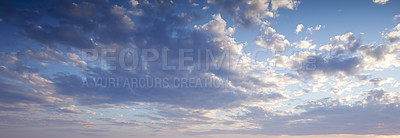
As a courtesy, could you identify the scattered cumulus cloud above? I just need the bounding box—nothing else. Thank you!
[384,23,400,43]
[208,0,299,27]
[393,14,400,21]
[130,0,139,7]
[293,40,316,49]
[307,25,324,34]
[0,0,400,137]
[373,0,390,5]
[296,24,304,34]
[254,25,291,53]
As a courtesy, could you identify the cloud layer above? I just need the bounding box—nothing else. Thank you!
[0,0,400,137]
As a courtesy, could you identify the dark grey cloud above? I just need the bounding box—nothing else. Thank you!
[20,23,96,48]
[51,72,285,109]
[35,1,283,110]
[299,55,361,77]
[1,0,135,48]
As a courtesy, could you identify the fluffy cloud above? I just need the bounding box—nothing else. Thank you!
[384,24,400,43]
[393,14,400,21]
[373,0,390,5]
[295,24,304,34]
[288,24,400,79]
[307,25,324,34]
[208,0,299,27]
[270,0,300,11]
[293,40,316,49]
[14,10,283,112]
[254,25,291,53]
[130,0,139,7]
[1,0,400,137]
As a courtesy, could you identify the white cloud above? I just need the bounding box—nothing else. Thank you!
[330,32,354,44]
[202,6,209,10]
[23,73,53,86]
[270,0,300,11]
[369,77,395,86]
[195,14,236,41]
[40,62,48,66]
[26,48,65,63]
[84,110,97,115]
[208,0,299,26]
[254,25,290,53]
[130,0,139,7]
[307,25,324,34]
[373,0,390,5]
[384,23,400,43]
[67,53,87,67]
[296,24,304,34]
[359,44,400,71]
[3,1,400,136]
[293,40,316,49]
[393,14,400,21]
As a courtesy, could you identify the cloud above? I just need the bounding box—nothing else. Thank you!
[26,48,66,63]
[99,118,137,126]
[190,88,400,136]
[0,64,69,113]
[208,0,299,27]
[254,25,290,53]
[5,0,136,48]
[369,77,395,86]
[44,12,286,111]
[358,44,400,70]
[291,32,365,78]
[194,14,235,41]
[373,0,390,5]
[1,0,400,137]
[299,55,362,77]
[384,23,400,43]
[296,24,304,34]
[20,22,97,49]
[130,0,139,7]
[393,14,400,21]
[67,53,87,67]
[307,25,324,34]
[270,0,300,11]
[290,24,400,79]
[293,40,316,49]
[202,6,210,11]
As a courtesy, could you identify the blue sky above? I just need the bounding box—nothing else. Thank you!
[1,0,400,138]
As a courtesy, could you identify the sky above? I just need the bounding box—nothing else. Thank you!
[0,0,400,137]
